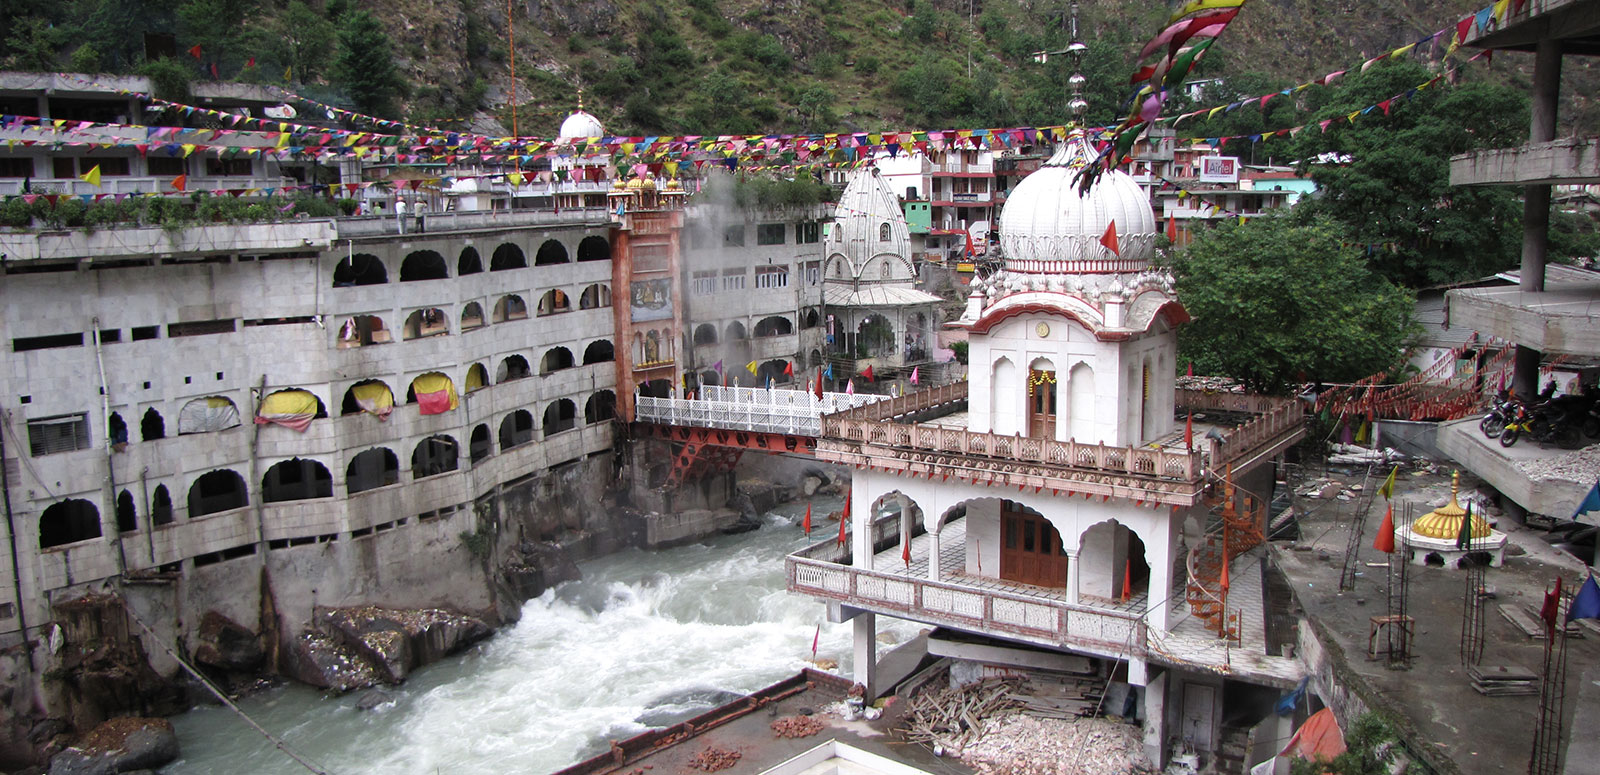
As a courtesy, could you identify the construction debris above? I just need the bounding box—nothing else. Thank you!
[769,715,825,739]
[1468,665,1539,697]
[1513,443,1600,484]
[686,746,741,772]
[903,677,1025,754]
[960,714,1150,775]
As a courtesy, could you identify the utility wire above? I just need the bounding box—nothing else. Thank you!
[120,600,334,775]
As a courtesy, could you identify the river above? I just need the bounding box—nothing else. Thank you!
[164,500,916,775]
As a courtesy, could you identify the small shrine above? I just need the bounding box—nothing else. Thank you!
[1400,472,1507,568]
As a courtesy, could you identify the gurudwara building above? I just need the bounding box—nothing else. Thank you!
[787,114,1308,767]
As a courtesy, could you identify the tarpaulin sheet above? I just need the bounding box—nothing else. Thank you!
[350,382,394,420]
[177,396,241,434]
[1280,707,1346,762]
[410,373,458,415]
[254,389,321,432]
[465,365,487,393]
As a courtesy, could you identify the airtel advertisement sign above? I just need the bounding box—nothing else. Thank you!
[1198,156,1239,184]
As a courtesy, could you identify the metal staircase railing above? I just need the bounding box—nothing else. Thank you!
[1184,465,1268,640]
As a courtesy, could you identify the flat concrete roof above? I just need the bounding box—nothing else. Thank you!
[1463,0,1600,55]
[1445,277,1600,356]
[1273,467,1600,775]
[1450,138,1600,186]
[1435,418,1600,521]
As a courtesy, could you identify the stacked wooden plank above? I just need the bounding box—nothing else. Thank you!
[1468,664,1539,697]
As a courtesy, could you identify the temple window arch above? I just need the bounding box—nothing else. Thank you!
[464,363,489,393]
[499,410,534,451]
[469,424,492,463]
[535,239,570,266]
[332,253,386,287]
[583,340,615,365]
[261,458,333,503]
[541,347,575,374]
[399,250,449,281]
[336,314,390,348]
[577,235,611,262]
[339,380,394,419]
[1068,362,1095,441]
[878,222,890,241]
[460,302,486,331]
[493,294,528,323]
[497,354,532,383]
[543,399,577,437]
[402,308,449,340]
[141,407,166,441]
[411,435,460,478]
[491,243,526,270]
[585,391,616,424]
[346,448,399,494]
[458,246,483,275]
[188,469,248,518]
[39,499,101,549]
[538,289,571,316]
[693,323,717,346]
[579,283,611,309]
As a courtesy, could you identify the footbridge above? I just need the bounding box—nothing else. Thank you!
[633,385,890,486]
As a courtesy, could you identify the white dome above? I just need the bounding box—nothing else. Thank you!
[998,131,1157,270]
[827,167,914,283]
[558,109,604,139]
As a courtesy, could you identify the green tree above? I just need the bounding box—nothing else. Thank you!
[4,17,64,70]
[278,0,336,82]
[1286,60,1528,287]
[793,85,836,132]
[1171,215,1416,394]
[333,11,403,117]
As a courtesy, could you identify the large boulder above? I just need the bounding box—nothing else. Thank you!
[193,611,263,673]
[48,718,177,775]
[317,607,493,684]
[280,631,379,692]
[504,541,583,601]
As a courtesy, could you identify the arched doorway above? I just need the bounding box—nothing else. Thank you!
[1000,500,1069,589]
[1027,358,1057,439]
[1078,520,1148,601]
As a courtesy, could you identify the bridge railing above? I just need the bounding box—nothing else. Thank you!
[635,387,888,436]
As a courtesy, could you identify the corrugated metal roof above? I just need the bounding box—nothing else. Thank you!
[823,285,944,307]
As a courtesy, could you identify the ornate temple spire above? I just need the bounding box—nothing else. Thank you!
[1067,1,1089,123]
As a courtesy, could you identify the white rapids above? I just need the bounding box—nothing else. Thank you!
[164,503,916,775]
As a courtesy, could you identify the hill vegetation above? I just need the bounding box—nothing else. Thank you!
[4,0,1594,138]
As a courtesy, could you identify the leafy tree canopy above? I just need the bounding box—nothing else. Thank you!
[1172,214,1417,395]
[1282,60,1529,287]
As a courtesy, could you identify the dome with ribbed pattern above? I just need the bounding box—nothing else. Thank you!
[998,130,1157,270]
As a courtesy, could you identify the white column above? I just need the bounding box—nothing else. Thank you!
[928,526,942,582]
[1066,550,1081,605]
[1142,670,1168,769]
[853,612,878,699]
[851,481,873,571]
[1146,524,1175,632]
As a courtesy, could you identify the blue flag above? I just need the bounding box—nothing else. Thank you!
[1573,479,1600,521]
[824,363,833,379]
[1569,574,1600,622]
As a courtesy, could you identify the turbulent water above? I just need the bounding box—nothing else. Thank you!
[165,501,912,775]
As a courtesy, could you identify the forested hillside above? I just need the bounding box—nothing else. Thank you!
[2,0,1593,137]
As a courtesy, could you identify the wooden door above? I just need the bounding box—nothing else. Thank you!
[1000,504,1070,588]
[1028,369,1057,439]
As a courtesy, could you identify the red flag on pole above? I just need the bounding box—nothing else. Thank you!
[246,57,256,68]
[1166,213,1178,243]
[188,44,203,59]
[1186,362,1193,378]
[813,369,823,400]
[861,365,875,382]
[784,361,793,377]
[838,488,851,546]
[1373,504,1396,553]
[811,624,820,658]
[1540,577,1563,636]
[964,230,976,258]
[803,503,812,536]
[1184,413,1194,452]
[1100,220,1121,256]
[902,534,911,566]
[1121,558,1133,601]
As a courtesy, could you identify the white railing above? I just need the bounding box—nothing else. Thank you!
[786,554,1146,656]
[635,386,888,436]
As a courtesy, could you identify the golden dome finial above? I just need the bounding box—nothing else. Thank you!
[1412,470,1490,540]
[577,87,585,112]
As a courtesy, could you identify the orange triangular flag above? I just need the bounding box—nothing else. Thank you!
[803,503,812,536]
[1166,213,1177,242]
[171,174,186,192]
[902,533,911,567]
[1121,557,1133,601]
[1100,220,1120,256]
[1373,504,1396,553]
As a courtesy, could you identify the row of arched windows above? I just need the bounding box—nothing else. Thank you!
[39,392,618,550]
[109,396,245,445]
[337,285,611,348]
[331,237,612,287]
[689,310,821,348]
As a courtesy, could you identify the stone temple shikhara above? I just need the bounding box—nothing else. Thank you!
[786,114,1309,765]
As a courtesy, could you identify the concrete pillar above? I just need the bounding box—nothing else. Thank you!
[1143,669,1168,768]
[1146,526,1174,632]
[1066,550,1081,605]
[853,612,877,698]
[1520,38,1561,295]
[1514,343,1543,404]
[928,525,942,582]
[852,484,873,571]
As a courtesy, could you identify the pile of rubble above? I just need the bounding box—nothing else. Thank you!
[687,746,741,771]
[959,714,1149,775]
[1513,442,1600,483]
[769,715,825,739]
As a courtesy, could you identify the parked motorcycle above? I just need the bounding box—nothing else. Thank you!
[1499,399,1584,449]
[1480,390,1517,439]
